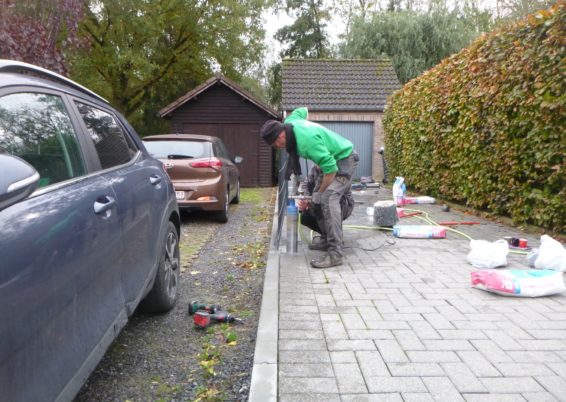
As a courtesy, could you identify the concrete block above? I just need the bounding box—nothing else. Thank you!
[333,363,368,393]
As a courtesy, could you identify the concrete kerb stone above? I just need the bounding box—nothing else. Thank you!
[248,194,281,402]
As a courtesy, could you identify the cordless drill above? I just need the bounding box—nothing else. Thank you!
[193,311,244,329]
[188,301,222,316]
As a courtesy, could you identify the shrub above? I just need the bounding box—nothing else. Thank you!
[384,3,565,232]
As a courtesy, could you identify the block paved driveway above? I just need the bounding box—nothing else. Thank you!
[278,188,566,402]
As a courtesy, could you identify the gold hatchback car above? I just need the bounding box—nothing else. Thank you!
[143,134,242,222]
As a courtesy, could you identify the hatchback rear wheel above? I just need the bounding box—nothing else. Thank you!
[140,221,180,313]
[231,179,240,204]
[215,188,230,223]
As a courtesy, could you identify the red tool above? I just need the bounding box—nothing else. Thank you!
[193,310,243,329]
[437,221,480,226]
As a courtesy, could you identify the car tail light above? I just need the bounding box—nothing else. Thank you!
[190,158,223,169]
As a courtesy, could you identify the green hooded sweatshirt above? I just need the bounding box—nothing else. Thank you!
[284,107,353,174]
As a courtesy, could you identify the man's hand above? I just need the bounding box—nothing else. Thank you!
[312,192,322,205]
[297,199,310,211]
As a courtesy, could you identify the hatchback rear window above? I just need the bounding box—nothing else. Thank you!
[143,140,210,159]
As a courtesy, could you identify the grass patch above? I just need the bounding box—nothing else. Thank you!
[239,188,269,205]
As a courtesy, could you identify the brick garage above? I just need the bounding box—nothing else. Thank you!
[282,59,400,181]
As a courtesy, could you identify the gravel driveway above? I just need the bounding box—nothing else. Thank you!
[75,188,275,402]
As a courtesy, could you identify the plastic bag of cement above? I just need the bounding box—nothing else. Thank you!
[392,177,406,206]
[535,235,566,272]
[471,269,565,297]
[467,239,508,269]
[393,225,446,239]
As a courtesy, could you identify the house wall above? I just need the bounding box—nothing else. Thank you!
[294,111,386,182]
[169,84,275,187]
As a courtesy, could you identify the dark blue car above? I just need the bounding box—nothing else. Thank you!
[0,60,181,402]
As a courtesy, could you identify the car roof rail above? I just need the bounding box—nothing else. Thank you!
[0,59,109,104]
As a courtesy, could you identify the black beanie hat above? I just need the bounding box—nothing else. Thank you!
[260,120,284,145]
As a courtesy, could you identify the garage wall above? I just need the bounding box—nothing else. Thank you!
[299,111,386,182]
[168,84,275,187]
[315,122,373,179]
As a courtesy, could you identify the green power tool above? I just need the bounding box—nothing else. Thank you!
[188,301,222,315]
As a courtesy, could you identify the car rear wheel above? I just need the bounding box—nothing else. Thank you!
[140,221,180,313]
[215,188,229,223]
[231,179,240,204]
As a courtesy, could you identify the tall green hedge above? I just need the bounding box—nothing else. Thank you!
[384,4,565,232]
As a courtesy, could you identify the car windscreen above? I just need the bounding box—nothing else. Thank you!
[143,140,210,159]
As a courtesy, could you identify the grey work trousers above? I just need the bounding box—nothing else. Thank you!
[315,151,359,257]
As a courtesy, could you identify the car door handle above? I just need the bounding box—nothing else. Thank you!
[149,175,162,185]
[94,196,116,214]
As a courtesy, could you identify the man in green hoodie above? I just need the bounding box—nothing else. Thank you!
[260,107,359,268]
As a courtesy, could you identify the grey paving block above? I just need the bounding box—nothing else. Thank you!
[401,393,435,402]
[280,394,341,402]
[279,377,339,394]
[410,321,442,340]
[439,329,488,340]
[525,330,566,340]
[316,294,337,307]
[479,377,544,393]
[463,394,526,402]
[494,363,555,376]
[406,351,461,363]
[518,340,566,351]
[323,321,349,339]
[333,363,368,393]
[281,304,319,313]
[387,363,444,377]
[422,339,474,351]
[356,351,389,377]
[521,392,560,402]
[331,351,357,363]
[341,313,367,330]
[279,329,324,339]
[279,339,327,350]
[535,376,566,400]
[422,376,465,401]
[365,376,427,393]
[393,330,425,351]
[483,330,524,351]
[280,350,331,364]
[441,362,487,393]
[366,321,411,330]
[280,363,335,377]
[341,393,403,402]
[357,306,383,321]
[375,339,409,363]
[280,320,322,330]
[321,313,341,321]
[280,312,320,321]
[470,340,514,363]
[507,351,563,363]
[348,330,394,340]
[328,340,377,351]
[457,351,502,377]
[548,362,566,378]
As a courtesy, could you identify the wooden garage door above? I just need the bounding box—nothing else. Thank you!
[182,124,259,187]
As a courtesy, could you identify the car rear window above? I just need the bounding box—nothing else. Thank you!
[143,140,210,159]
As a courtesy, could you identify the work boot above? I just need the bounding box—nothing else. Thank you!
[310,253,343,269]
[308,235,328,251]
